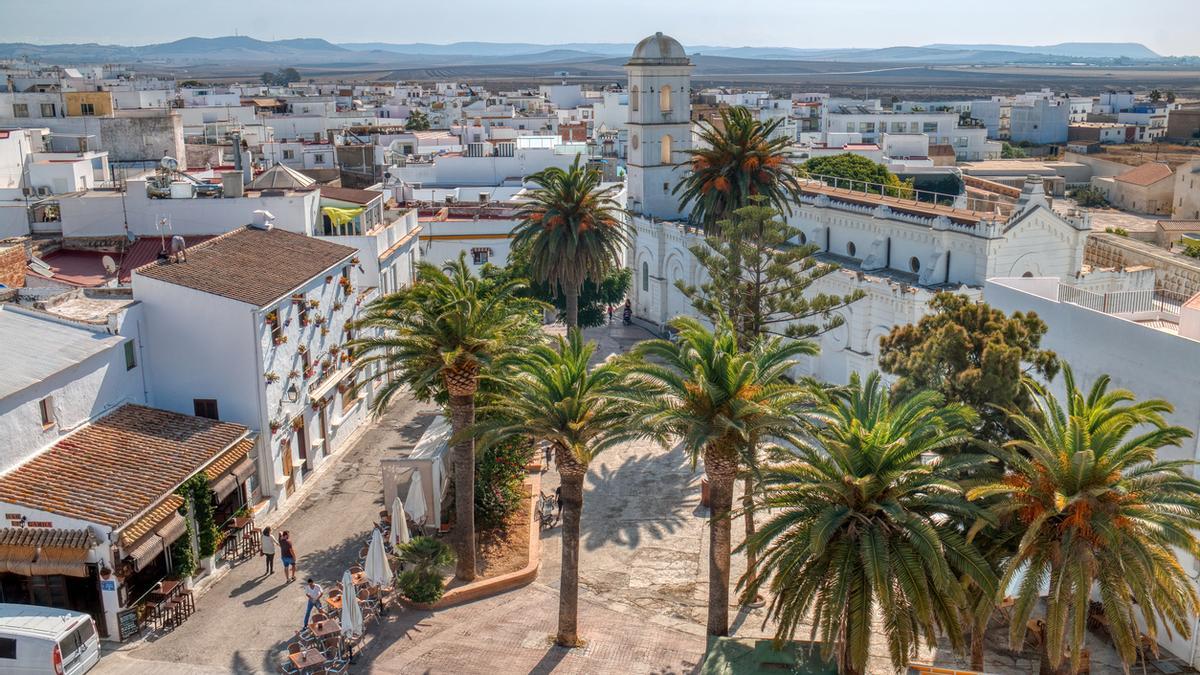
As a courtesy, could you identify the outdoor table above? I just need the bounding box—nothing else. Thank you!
[289,649,326,671]
[350,571,367,587]
[311,618,341,637]
[325,594,342,612]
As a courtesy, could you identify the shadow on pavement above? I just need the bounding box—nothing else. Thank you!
[581,443,698,551]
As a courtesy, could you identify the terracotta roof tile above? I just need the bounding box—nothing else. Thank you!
[133,226,355,307]
[1114,162,1173,187]
[118,495,183,548]
[204,439,253,482]
[0,405,251,529]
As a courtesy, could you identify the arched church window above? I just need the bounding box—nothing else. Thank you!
[660,135,672,165]
[630,86,639,112]
[660,85,672,113]
[642,262,650,291]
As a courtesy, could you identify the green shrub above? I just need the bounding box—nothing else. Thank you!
[1183,240,1200,259]
[475,434,533,530]
[1070,185,1108,208]
[397,570,445,603]
[397,536,455,602]
[1104,227,1128,237]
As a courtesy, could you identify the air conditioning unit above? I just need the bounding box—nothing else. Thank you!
[21,187,35,197]
[36,186,52,197]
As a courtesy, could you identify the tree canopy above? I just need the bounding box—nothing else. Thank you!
[800,153,912,197]
[259,68,299,86]
[405,109,431,131]
[878,293,1058,445]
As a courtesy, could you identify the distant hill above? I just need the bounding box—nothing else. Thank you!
[0,37,1176,68]
[924,42,1160,59]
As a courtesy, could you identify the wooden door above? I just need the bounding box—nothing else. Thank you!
[282,439,295,497]
[317,404,329,461]
[296,417,309,477]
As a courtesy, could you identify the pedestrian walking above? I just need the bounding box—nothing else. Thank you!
[607,304,614,324]
[280,531,297,582]
[260,526,278,576]
[302,578,323,627]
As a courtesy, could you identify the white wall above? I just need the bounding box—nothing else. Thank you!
[0,308,147,474]
[57,183,319,238]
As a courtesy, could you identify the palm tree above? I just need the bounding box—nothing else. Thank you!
[513,156,628,328]
[349,254,542,581]
[969,366,1200,675]
[741,372,995,675]
[674,106,802,229]
[626,316,814,636]
[478,329,640,646]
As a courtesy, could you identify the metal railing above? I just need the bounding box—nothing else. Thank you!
[799,173,1014,217]
[1058,284,1188,316]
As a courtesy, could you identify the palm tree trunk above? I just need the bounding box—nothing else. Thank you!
[705,444,738,637]
[840,635,863,675]
[564,288,580,329]
[740,472,758,603]
[556,449,587,647]
[970,624,985,672]
[448,393,477,581]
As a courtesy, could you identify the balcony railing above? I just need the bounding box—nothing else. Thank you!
[1057,284,1188,316]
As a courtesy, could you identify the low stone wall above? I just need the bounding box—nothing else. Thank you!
[1085,232,1200,297]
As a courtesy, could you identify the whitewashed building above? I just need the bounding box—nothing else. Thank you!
[132,224,371,509]
[624,34,1092,386]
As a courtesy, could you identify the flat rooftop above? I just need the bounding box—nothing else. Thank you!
[0,305,124,399]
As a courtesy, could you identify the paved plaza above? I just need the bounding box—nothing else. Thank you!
[94,321,1131,674]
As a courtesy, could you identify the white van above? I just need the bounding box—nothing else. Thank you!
[0,604,100,675]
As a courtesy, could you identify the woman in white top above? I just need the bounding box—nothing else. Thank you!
[260,526,278,576]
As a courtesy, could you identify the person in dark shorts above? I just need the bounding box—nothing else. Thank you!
[279,531,297,582]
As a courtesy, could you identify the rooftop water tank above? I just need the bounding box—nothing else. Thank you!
[169,181,194,199]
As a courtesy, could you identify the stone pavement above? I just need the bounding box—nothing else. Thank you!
[94,319,1131,674]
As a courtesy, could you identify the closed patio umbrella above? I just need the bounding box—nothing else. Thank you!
[364,529,393,588]
[404,475,427,530]
[389,496,409,548]
[340,569,364,638]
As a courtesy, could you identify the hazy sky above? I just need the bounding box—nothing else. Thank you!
[2,0,1197,55]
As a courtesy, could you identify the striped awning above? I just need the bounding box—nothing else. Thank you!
[119,495,189,572]
[123,512,187,573]
[0,527,96,578]
[205,439,255,501]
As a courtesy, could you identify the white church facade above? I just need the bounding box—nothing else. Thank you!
[622,33,1093,385]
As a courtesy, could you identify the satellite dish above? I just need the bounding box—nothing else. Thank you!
[101,256,118,275]
[160,156,179,172]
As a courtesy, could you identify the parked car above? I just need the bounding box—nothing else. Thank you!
[0,604,100,675]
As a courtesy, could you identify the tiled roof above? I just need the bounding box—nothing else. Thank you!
[320,186,383,205]
[204,438,253,482]
[133,226,355,307]
[0,527,96,577]
[0,404,250,529]
[1114,162,1173,187]
[118,494,183,548]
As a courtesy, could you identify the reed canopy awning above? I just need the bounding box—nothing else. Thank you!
[0,527,97,578]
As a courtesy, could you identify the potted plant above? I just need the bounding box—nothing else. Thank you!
[273,335,288,346]
[297,344,308,355]
[320,326,330,337]
[325,275,334,284]
[396,536,455,607]
[265,311,278,324]
[288,369,300,378]
[265,371,280,384]
[270,419,283,434]
[332,302,344,312]
[291,416,305,430]
[308,299,321,309]
[350,256,360,264]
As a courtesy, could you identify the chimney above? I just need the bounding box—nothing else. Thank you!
[222,171,244,198]
[241,149,253,184]
[250,210,275,230]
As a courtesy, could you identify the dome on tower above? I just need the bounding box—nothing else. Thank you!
[627,32,690,65]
